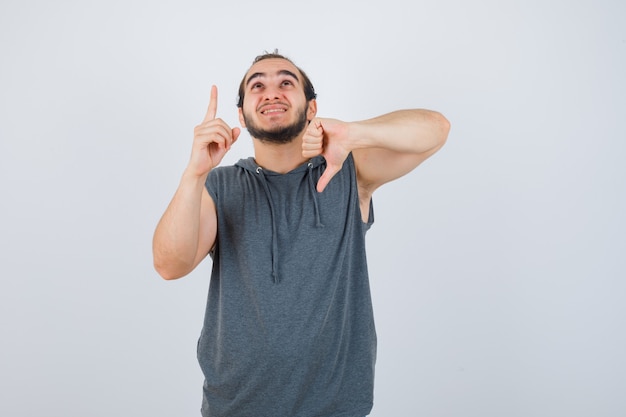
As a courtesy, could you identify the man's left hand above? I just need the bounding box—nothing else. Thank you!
[302,117,352,193]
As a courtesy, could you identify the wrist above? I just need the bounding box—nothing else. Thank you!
[345,120,371,150]
[181,166,210,186]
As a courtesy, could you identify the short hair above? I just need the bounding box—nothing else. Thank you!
[236,50,317,108]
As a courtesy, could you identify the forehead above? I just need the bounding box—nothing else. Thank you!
[245,58,302,83]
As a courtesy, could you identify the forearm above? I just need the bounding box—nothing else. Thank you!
[152,169,208,280]
[350,109,449,154]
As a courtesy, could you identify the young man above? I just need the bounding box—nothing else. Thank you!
[153,52,450,417]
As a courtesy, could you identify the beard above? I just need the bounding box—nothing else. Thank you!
[243,103,309,145]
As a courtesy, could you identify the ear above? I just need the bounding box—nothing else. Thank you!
[306,99,317,121]
[238,107,246,128]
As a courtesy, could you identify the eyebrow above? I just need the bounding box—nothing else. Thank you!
[245,69,300,88]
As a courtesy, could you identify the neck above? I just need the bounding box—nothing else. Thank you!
[252,135,308,174]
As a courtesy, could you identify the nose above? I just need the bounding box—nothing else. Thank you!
[262,85,281,101]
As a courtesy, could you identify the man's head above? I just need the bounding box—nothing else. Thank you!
[237,52,317,144]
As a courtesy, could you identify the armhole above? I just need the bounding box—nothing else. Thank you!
[205,171,217,203]
[204,172,219,257]
[364,197,374,230]
[347,153,375,229]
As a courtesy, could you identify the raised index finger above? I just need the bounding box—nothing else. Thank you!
[203,85,218,122]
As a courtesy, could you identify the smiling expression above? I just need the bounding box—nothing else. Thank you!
[238,58,317,144]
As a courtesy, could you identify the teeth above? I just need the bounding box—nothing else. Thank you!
[262,109,285,114]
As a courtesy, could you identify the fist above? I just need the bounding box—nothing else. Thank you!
[302,117,352,193]
[302,119,324,159]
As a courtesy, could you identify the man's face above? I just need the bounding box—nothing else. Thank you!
[239,58,316,144]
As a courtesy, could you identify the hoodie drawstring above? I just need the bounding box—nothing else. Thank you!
[308,162,324,228]
[253,158,325,284]
[255,166,280,284]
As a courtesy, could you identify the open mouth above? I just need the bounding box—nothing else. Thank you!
[259,103,288,115]
[261,108,286,115]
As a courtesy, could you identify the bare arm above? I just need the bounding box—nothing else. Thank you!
[350,109,450,194]
[152,172,217,280]
[152,86,240,280]
[302,109,450,194]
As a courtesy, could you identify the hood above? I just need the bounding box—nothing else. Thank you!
[234,156,326,284]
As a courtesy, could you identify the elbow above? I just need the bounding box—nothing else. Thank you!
[153,257,190,281]
[417,111,450,156]
[152,237,196,280]
[154,264,180,281]
[155,268,183,281]
[434,111,451,147]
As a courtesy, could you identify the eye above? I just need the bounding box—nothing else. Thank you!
[281,80,293,87]
[251,82,264,90]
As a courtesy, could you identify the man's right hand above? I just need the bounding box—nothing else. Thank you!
[189,85,241,177]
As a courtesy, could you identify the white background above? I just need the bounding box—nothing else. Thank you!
[1,0,625,416]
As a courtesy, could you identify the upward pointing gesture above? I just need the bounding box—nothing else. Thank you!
[189,85,241,177]
[204,84,218,121]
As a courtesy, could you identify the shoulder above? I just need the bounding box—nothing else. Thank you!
[206,161,249,183]
[205,163,247,201]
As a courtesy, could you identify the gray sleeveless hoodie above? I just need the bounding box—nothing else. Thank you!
[199,153,376,417]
